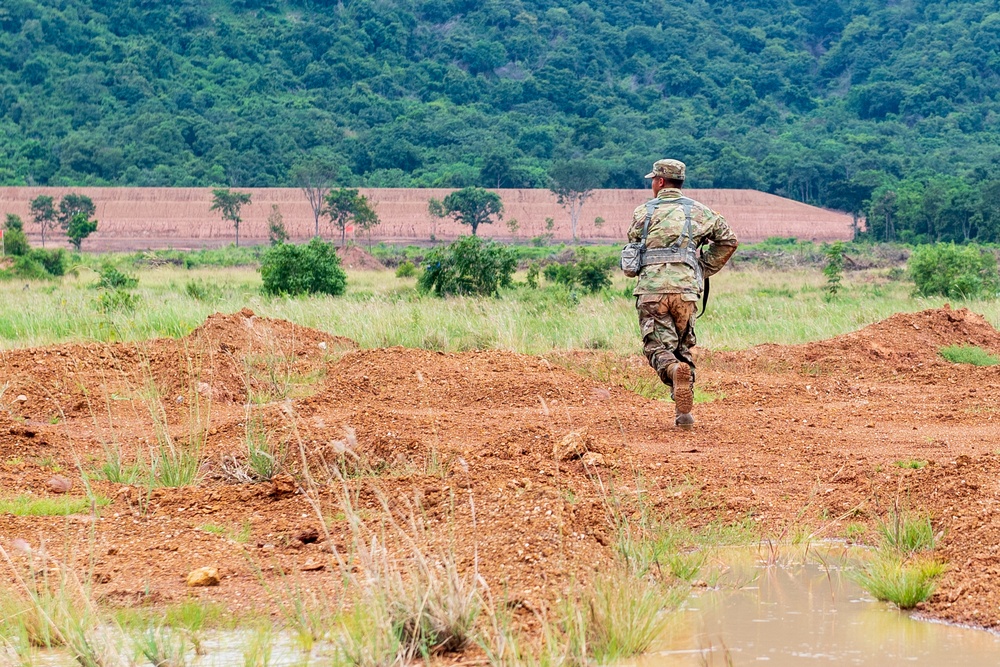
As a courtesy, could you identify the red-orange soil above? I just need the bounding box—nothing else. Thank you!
[1,307,999,629]
[0,187,854,250]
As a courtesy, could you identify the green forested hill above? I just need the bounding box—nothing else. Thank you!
[3,0,1000,240]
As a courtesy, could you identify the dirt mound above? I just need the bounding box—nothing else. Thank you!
[6,308,1000,632]
[721,307,1000,378]
[336,245,385,270]
[189,308,356,354]
[804,306,1000,365]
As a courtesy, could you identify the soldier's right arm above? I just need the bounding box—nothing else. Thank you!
[626,205,645,243]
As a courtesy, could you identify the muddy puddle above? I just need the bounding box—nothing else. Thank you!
[641,547,1000,666]
[25,547,1000,667]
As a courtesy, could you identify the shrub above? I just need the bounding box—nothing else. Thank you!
[909,244,1000,299]
[9,255,50,279]
[185,279,222,302]
[3,214,31,256]
[96,289,140,313]
[260,237,347,296]
[542,251,614,293]
[526,261,540,288]
[417,235,517,297]
[395,260,417,278]
[96,264,138,290]
[823,241,845,296]
[576,253,615,292]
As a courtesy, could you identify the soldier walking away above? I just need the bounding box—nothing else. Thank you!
[625,159,738,428]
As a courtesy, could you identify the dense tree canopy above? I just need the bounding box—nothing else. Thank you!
[4,0,1000,228]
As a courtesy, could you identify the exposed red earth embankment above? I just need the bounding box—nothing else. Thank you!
[0,187,854,250]
[1,306,998,628]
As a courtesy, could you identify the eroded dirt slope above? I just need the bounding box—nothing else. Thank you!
[2,306,999,627]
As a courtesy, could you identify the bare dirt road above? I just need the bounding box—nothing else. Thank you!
[1,306,998,629]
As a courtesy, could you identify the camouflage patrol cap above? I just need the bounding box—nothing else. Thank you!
[645,159,686,181]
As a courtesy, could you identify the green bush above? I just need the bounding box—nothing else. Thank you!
[3,214,31,256]
[30,249,66,277]
[395,260,417,278]
[260,237,347,296]
[8,255,50,279]
[96,264,138,289]
[96,289,140,313]
[908,244,1000,299]
[417,235,517,297]
[576,253,615,292]
[541,251,614,293]
[185,279,222,302]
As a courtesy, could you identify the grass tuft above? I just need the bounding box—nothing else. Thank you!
[877,510,936,555]
[581,572,684,663]
[939,344,1000,366]
[0,495,108,517]
[851,554,946,609]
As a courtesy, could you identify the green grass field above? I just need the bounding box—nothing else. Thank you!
[1,263,998,353]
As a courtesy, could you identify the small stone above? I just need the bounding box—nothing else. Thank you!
[581,452,606,467]
[318,342,328,351]
[186,566,220,587]
[270,474,297,499]
[301,559,325,571]
[555,429,591,461]
[15,395,27,403]
[46,476,73,494]
[292,527,320,544]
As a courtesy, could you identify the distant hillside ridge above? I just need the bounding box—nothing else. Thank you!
[0,187,853,251]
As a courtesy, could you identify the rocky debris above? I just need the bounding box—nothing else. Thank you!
[301,559,325,571]
[186,566,220,587]
[554,429,596,461]
[292,527,320,544]
[269,474,297,499]
[46,476,72,494]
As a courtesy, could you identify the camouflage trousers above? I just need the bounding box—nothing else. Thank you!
[635,293,697,386]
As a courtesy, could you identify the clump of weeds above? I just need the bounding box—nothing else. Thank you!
[851,506,945,609]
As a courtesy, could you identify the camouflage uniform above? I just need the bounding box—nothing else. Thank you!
[628,160,738,389]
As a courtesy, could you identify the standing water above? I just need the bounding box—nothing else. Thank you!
[638,550,1000,666]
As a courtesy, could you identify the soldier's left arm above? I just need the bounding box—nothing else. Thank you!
[698,209,739,278]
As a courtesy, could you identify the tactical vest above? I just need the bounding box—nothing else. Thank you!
[622,196,704,292]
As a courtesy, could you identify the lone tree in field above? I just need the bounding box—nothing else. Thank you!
[549,159,607,243]
[431,186,503,237]
[210,188,253,247]
[294,159,338,237]
[324,188,378,246]
[66,213,98,251]
[58,193,98,250]
[29,195,57,247]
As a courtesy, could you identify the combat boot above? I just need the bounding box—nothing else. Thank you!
[668,362,694,428]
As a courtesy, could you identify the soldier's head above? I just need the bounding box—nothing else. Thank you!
[645,159,686,195]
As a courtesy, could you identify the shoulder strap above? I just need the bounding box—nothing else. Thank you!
[642,196,695,248]
[639,199,659,244]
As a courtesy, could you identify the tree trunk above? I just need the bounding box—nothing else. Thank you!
[235,220,240,247]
